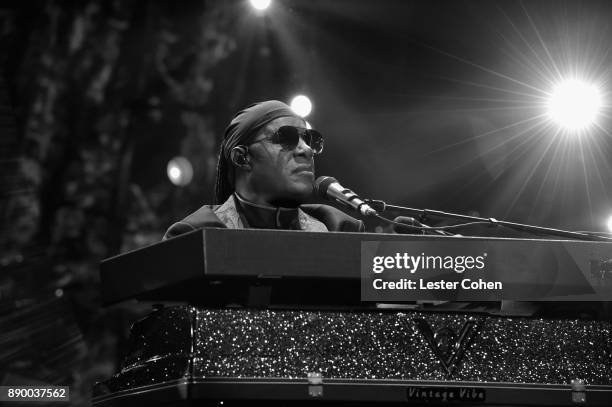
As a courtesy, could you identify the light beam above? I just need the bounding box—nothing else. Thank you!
[290,95,312,117]
[547,79,602,131]
[250,0,271,11]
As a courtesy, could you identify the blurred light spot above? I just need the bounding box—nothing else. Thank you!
[259,46,271,57]
[290,95,312,117]
[305,121,312,129]
[167,157,194,187]
[607,215,612,233]
[547,79,602,130]
[250,0,271,11]
[55,288,63,298]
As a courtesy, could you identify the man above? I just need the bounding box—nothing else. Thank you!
[163,100,364,239]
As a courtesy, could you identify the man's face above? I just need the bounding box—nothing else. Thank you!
[246,116,315,206]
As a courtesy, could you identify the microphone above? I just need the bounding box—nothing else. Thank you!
[392,216,425,234]
[314,176,378,216]
[393,216,453,236]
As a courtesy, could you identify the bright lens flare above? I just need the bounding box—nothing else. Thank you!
[547,80,602,130]
[249,0,271,11]
[290,95,312,117]
[167,157,193,187]
[607,215,612,233]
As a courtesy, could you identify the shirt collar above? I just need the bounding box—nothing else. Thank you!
[233,193,301,230]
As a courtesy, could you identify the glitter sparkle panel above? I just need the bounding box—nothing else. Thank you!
[193,309,612,384]
[94,306,612,396]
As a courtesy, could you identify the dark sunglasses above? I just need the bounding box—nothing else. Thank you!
[249,126,324,154]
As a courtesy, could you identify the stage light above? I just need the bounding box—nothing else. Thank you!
[250,0,271,11]
[167,157,193,187]
[290,95,312,117]
[547,79,602,130]
[607,215,612,233]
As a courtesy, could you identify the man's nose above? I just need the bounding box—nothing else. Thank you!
[295,136,314,158]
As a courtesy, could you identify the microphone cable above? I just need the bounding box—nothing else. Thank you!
[372,214,460,236]
[375,214,612,241]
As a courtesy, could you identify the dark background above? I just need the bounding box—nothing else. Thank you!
[1,0,611,404]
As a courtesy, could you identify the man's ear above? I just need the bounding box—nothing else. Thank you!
[230,146,251,169]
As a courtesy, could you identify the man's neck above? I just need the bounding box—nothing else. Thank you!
[234,190,300,209]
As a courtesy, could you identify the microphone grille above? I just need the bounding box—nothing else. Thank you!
[314,176,337,198]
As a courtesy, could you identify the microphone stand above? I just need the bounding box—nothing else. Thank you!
[366,200,611,242]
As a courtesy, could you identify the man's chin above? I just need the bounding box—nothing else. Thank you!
[280,183,315,205]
